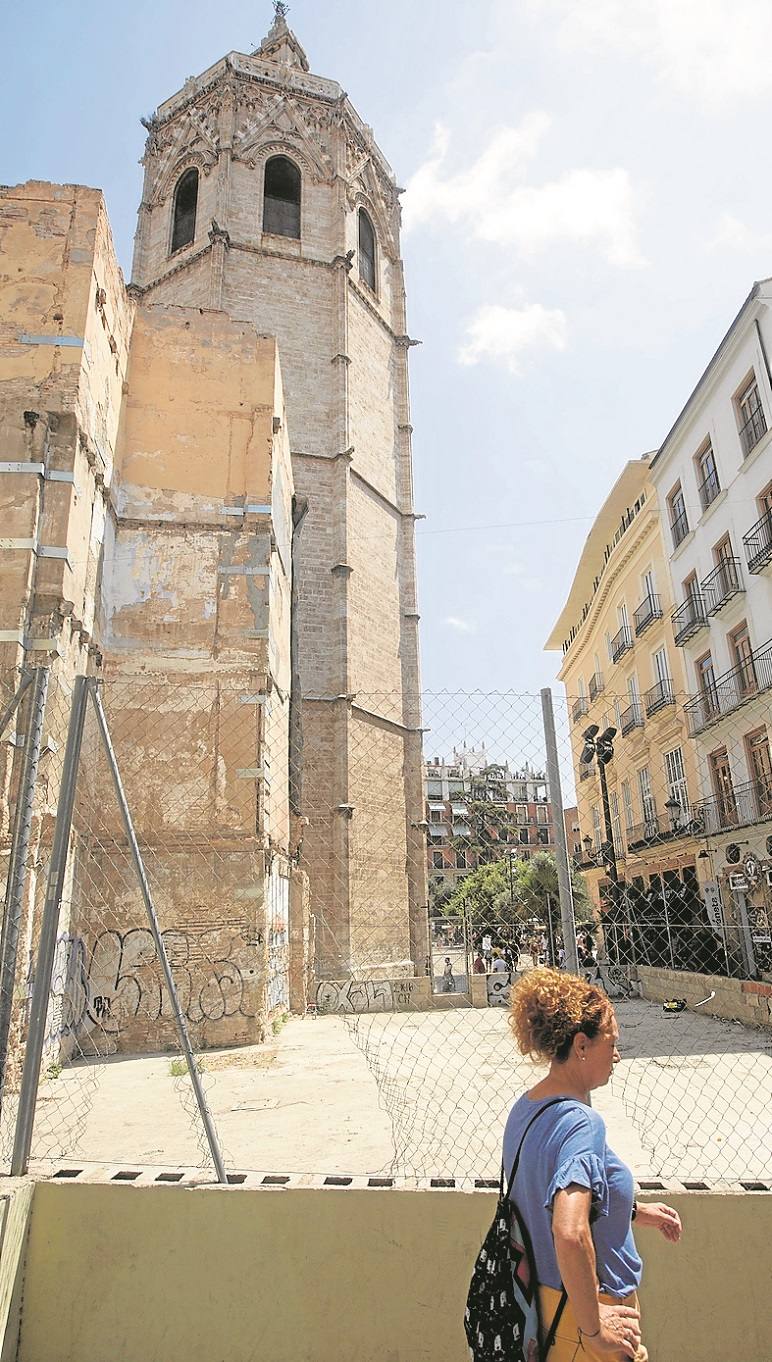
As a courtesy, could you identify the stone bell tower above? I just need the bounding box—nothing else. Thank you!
[130,8,427,981]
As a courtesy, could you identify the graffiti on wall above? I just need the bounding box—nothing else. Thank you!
[582,963,640,999]
[486,971,515,1007]
[45,927,258,1049]
[316,979,393,1014]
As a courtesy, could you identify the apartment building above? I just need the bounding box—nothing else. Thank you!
[424,751,555,899]
[649,280,772,967]
[546,460,702,924]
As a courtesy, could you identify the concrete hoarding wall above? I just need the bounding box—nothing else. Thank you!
[639,964,772,1027]
[15,1182,772,1362]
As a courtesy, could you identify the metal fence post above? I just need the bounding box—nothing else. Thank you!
[89,683,228,1184]
[0,666,49,1103]
[11,674,88,1176]
[0,670,34,743]
[733,886,758,981]
[540,688,579,975]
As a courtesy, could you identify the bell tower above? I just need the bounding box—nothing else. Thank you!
[131,8,427,980]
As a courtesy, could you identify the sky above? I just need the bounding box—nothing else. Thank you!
[4,0,772,698]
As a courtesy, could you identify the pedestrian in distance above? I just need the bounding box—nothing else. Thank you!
[442,956,456,993]
[491,950,509,973]
[502,968,682,1359]
[473,952,486,975]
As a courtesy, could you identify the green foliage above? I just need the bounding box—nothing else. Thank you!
[45,1062,62,1081]
[445,850,594,931]
[168,1056,206,1077]
[271,1012,289,1036]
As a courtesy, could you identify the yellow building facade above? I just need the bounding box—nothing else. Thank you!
[547,459,707,960]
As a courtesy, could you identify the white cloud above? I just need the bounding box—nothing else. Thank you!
[709,213,772,254]
[531,0,772,107]
[445,615,477,634]
[403,118,644,268]
[458,303,568,375]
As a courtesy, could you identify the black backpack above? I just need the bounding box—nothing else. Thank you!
[464,1098,570,1362]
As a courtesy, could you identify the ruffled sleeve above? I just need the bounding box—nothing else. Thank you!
[544,1150,609,1220]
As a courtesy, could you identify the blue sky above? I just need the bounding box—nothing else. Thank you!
[4,0,772,694]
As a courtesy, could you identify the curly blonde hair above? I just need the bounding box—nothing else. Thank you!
[508,967,612,1063]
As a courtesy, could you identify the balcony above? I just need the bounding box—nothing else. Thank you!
[691,778,772,835]
[572,696,589,725]
[701,557,744,615]
[684,637,772,735]
[743,511,772,574]
[611,625,633,664]
[634,593,663,637]
[588,671,604,702]
[644,678,675,717]
[739,402,767,458]
[620,701,644,736]
[672,592,708,646]
[671,508,690,548]
[626,810,701,850]
[697,469,721,512]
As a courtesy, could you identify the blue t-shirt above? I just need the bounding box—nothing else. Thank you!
[502,1094,642,1297]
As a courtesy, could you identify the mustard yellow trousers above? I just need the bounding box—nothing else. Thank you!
[539,1284,648,1362]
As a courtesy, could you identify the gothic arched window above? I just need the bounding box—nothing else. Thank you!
[263,156,301,238]
[358,209,376,292]
[170,168,199,254]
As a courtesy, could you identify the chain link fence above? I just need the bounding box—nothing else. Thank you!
[0,674,770,1187]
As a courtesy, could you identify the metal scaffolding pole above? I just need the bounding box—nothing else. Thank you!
[89,683,227,1183]
[0,666,49,1104]
[540,688,579,974]
[12,675,88,1176]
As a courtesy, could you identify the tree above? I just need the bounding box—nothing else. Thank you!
[517,851,593,926]
[445,850,594,942]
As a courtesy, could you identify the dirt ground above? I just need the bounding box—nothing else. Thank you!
[11,996,771,1185]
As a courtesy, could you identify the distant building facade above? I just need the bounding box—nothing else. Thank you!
[546,460,704,945]
[424,749,556,902]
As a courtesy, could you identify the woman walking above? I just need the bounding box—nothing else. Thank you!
[503,969,681,1359]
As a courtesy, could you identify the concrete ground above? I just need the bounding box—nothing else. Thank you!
[10,995,771,1185]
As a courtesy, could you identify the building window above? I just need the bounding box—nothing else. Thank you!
[610,790,623,854]
[429,809,443,824]
[516,804,528,824]
[519,827,529,845]
[591,805,601,847]
[263,156,301,238]
[668,483,689,548]
[696,652,718,718]
[456,850,468,870]
[621,780,634,832]
[695,441,720,511]
[637,765,655,826]
[358,208,376,291]
[536,805,548,825]
[729,621,756,696]
[709,747,737,827]
[664,746,688,817]
[170,168,198,253]
[736,373,767,457]
[747,728,772,817]
[432,851,444,869]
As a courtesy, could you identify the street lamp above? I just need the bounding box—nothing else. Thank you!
[664,795,681,832]
[581,724,629,964]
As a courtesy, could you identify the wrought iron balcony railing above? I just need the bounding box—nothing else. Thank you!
[572,696,589,725]
[684,637,772,735]
[743,511,772,574]
[634,593,662,636]
[620,701,644,736]
[739,402,767,458]
[697,469,721,512]
[644,678,675,716]
[611,625,633,664]
[701,557,743,614]
[691,778,772,835]
[626,809,703,849]
[588,672,604,701]
[671,508,690,548]
[672,592,708,646]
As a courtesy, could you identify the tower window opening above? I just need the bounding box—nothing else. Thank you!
[263,156,301,238]
[170,168,199,254]
[358,209,376,292]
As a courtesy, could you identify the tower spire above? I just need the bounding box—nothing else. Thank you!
[255,1,309,70]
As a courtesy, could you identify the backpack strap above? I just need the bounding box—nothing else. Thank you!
[501,1098,575,1362]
